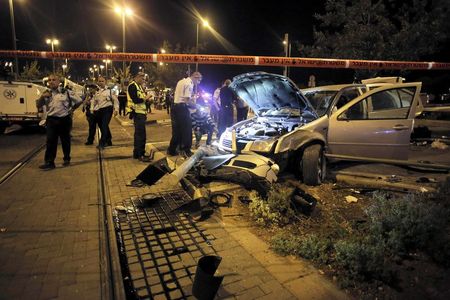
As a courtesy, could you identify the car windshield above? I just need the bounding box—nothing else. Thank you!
[304,91,337,117]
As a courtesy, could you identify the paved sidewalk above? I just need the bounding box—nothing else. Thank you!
[0,108,349,299]
[104,110,349,299]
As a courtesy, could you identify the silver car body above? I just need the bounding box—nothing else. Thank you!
[219,72,423,181]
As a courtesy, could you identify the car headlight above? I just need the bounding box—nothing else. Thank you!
[249,139,276,153]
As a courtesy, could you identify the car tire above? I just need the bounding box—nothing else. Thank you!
[302,144,326,186]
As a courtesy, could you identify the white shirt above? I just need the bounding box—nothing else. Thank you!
[40,87,83,117]
[174,77,194,104]
[92,88,119,111]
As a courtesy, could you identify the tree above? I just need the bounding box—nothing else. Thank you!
[143,40,200,89]
[20,60,42,81]
[304,0,450,77]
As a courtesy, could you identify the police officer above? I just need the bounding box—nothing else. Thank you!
[92,76,118,148]
[36,74,83,170]
[127,72,151,161]
[167,71,202,157]
[83,84,98,145]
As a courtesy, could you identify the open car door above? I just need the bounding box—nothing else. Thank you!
[327,82,421,160]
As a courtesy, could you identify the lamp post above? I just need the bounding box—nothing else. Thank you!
[282,33,291,77]
[105,44,116,75]
[62,64,67,76]
[195,19,210,72]
[114,6,133,76]
[8,0,19,80]
[100,65,105,76]
[46,38,59,73]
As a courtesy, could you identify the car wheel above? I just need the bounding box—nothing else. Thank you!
[301,144,326,186]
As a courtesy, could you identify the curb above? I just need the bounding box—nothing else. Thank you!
[115,116,171,126]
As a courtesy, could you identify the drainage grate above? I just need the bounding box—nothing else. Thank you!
[114,190,217,299]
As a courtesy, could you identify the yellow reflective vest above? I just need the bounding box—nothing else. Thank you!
[126,81,147,114]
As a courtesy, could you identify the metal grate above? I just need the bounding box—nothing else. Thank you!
[114,190,217,299]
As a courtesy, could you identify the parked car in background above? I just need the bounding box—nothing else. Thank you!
[219,72,429,185]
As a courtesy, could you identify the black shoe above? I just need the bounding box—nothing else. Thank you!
[39,162,55,170]
[166,150,178,156]
[138,156,152,162]
[181,150,193,158]
[85,141,93,145]
[62,160,70,167]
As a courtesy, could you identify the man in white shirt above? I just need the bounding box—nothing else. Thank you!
[36,74,83,169]
[92,76,118,148]
[167,72,202,157]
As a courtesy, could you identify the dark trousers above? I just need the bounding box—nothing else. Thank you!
[194,124,213,146]
[97,106,113,146]
[119,99,127,116]
[44,115,72,163]
[168,103,192,153]
[236,106,249,122]
[86,112,97,143]
[133,113,147,158]
[218,107,234,137]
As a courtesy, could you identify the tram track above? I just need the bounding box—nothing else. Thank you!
[97,144,127,300]
[0,142,46,186]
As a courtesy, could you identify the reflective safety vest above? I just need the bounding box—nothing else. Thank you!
[126,81,147,114]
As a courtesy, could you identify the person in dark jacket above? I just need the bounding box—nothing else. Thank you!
[191,104,215,148]
[218,79,236,137]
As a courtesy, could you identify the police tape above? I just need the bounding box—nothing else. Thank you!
[1,50,449,70]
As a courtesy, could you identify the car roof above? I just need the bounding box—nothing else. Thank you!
[301,84,359,93]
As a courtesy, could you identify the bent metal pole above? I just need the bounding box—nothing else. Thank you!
[1,50,450,70]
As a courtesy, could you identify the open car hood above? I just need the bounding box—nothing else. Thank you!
[230,72,315,116]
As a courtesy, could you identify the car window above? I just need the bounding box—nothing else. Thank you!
[304,91,336,117]
[338,87,416,120]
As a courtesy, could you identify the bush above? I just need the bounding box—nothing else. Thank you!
[248,184,296,226]
[296,234,332,264]
[365,192,447,256]
[334,237,390,286]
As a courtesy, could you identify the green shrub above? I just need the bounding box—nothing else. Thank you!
[270,232,302,256]
[334,237,389,286]
[270,233,332,264]
[248,184,296,226]
[296,234,332,264]
[366,192,447,255]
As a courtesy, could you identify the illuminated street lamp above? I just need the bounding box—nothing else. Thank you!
[195,19,210,72]
[62,64,67,76]
[89,67,94,78]
[46,38,59,73]
[100,64,105,76]
[114,6,133,75]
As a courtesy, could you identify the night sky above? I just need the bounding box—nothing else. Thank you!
[0,0,448,92]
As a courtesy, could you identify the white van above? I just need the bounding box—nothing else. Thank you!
[0,80,47,127]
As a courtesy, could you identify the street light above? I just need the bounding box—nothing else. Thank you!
[8,0,19,80]
[100,64,105,76]
[106,44,116,74]
[62,64,67,76]
[195,19,210,72]
[46,38,59,73]
[114,6,133,75]
[283,33,291,77]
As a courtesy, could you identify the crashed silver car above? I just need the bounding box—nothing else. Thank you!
[218,72,425,185]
